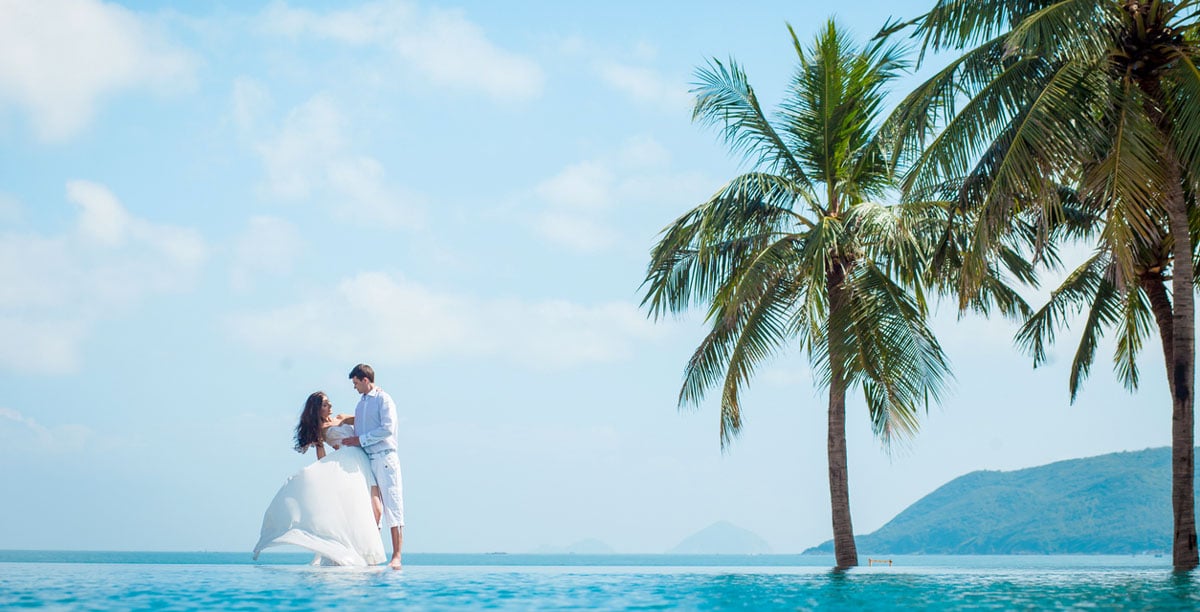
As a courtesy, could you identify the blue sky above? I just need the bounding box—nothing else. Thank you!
[0,0,1174,554]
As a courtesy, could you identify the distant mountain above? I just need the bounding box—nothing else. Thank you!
[670,521,771,554]
[531,539,615,554]
[806,447,1199,555]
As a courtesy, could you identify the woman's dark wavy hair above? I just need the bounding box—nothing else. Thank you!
[294,391,328,453]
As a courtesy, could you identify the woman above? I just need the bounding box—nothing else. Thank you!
[252,391,386,566]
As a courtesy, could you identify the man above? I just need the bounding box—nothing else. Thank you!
[341,363,404,570]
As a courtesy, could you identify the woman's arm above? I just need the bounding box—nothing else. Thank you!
[335,414,355,425]
[315,443,326,459]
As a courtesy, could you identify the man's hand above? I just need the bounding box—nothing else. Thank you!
[342,435,361,447]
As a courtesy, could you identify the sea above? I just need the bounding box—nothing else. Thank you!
[2,551,1198,610]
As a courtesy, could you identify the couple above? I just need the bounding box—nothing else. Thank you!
[253,364,405,570]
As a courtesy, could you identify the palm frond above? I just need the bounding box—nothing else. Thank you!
[693,59,815,193]
[676,257,801,447]
[1003,0,1119,62]
[1015,250,1110,366]
[795,214,849,292]
[1085,80,1170,283]
[956,59,1101,300]
[712,232,805,316]
[1163,0,1200,24]
[973,268,1035,319]
[880,34,1009,175]
[780,19,908,202]
[642,172,804,319]
[900,27,1066,202]
[1113,285,1154,392]
[995,243,1040,287]
[908,0,1068,53]
[715,270,801,447]
[841,262,951,447]
[1165,50,1200,194]
[1068,268,1121,402]
[846,201,931,289]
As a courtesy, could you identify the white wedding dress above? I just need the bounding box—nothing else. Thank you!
[253,425,386,566]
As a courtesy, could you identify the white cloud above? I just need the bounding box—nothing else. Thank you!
[260,0,543,101]
[615,136,671,168]
[231,77,271,134]
[535,212,617,253]
[560,38,687,113]
[533,161,619,252]
[326,156,428,227]
[0,193,23,224]
[230,215,302,290]
[630,41,660,63]
[227,271,660,369]
[0,317,87,373]
[0,181,207,373]
[530,136,710,253]
[536,162,615,214]
[71,179,134,246]
[246,93,427,229]
[596,60,691,113]
[0,407,92,453]
[256,95,345,201]
[68,180,206,270]
[556,34,588,57]
[0,0,195,142]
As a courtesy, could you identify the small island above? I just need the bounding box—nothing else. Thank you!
[806,447,1197,555]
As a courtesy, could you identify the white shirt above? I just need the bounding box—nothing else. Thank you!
[354,386,398,455]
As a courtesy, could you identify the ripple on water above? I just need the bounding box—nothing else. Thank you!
[2,561,1200,610]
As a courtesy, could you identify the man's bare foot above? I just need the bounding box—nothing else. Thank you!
[389,557,402,571]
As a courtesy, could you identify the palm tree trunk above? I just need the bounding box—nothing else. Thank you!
[1142,274,1198,570]
[826,261,858,569]
[1137,61,1198,569]
[1142,275,1174,389]
[1163,150,1198,571]
[827,375,857,569]
[1137,277,1195,568]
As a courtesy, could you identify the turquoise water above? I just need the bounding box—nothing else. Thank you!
[2,552,1198,609]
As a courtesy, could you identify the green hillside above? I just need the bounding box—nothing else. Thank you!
[806,447,1200,555]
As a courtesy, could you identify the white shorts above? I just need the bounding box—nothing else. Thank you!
[368,450,405,529]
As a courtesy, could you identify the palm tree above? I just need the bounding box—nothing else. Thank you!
[882,0,1200,569]
[641,19,951,569]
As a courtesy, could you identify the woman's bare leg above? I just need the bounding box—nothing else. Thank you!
[371,486,383,526]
